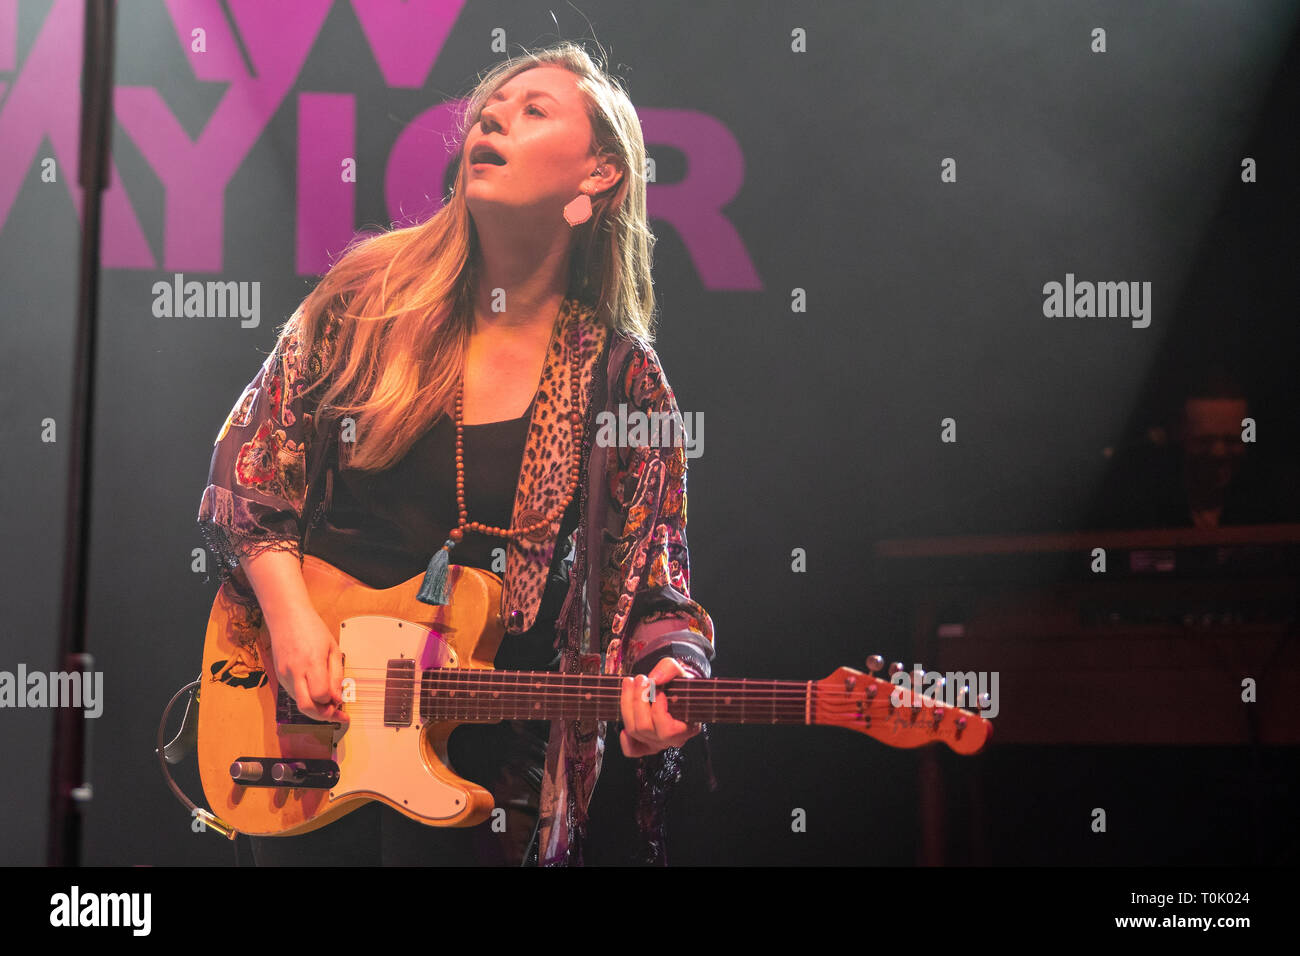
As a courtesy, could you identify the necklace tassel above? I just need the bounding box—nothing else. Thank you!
[417,539,456,605]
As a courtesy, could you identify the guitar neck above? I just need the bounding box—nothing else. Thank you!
[340,661,992,754]
[417,669,811,725]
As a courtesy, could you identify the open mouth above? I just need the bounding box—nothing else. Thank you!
[470,144,507,166]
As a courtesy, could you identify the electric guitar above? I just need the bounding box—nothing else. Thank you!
[193,555,991,837]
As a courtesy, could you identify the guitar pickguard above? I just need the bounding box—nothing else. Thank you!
[331,615,471,822]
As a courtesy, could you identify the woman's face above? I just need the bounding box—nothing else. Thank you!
[463,66,612,221]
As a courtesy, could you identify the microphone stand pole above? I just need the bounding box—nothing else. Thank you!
[48,0,117,866]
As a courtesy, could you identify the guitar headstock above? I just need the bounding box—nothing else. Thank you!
[813,657,992,755]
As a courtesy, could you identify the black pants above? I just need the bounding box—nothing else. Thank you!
[242,719,550,866]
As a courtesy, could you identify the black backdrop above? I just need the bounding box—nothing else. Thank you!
[1,0,1297,866]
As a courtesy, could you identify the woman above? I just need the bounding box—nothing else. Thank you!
[197,42,715,866]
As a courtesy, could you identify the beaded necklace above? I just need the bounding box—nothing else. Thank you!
[417,312,585,606]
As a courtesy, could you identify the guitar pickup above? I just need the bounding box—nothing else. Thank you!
[385,658,416,726]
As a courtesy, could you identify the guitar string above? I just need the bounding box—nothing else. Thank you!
[320,707,865,712]
[259,666,970,718]
[299,709,965,731]
[271,677,965,705]
[289,689,958,719]
[285,691,957,722]
[322,669,932,693]
[300,677,868,694]
[316,671,908,692]
[284,684,888,699]
[287,680,956,705]
[289,712,946,726]
[280,687,917,706]
[270,678,967,705]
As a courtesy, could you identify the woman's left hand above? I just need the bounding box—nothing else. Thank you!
[619,657,702,757]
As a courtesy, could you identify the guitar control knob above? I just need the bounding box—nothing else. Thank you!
[229,761,264,783]
[271,761,307,785]
[866,655,884,673]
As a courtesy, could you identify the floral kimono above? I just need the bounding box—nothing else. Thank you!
[197,296,716,865]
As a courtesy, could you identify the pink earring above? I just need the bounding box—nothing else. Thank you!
[564,166,605,226]
[563,192,592,227]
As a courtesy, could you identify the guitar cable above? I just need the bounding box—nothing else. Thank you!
[521,812,542,867]
[155,678,237,839]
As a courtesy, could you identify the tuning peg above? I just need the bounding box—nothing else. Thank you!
[866,654,884,674]
[888,661,905,677]
[978,693,991,711]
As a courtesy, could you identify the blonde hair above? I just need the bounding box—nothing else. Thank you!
[285,40,656,471]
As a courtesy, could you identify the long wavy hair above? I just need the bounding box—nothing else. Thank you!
[282,41,656,472]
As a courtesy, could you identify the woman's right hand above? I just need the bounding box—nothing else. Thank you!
[236,548,346,723]
[266,606,347,723]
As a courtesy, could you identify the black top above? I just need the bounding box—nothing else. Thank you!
[303,391,581,672]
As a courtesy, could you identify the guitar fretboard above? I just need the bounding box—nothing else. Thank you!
[409,669,813,725]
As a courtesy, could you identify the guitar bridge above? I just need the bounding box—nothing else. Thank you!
[274,688,336,728]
